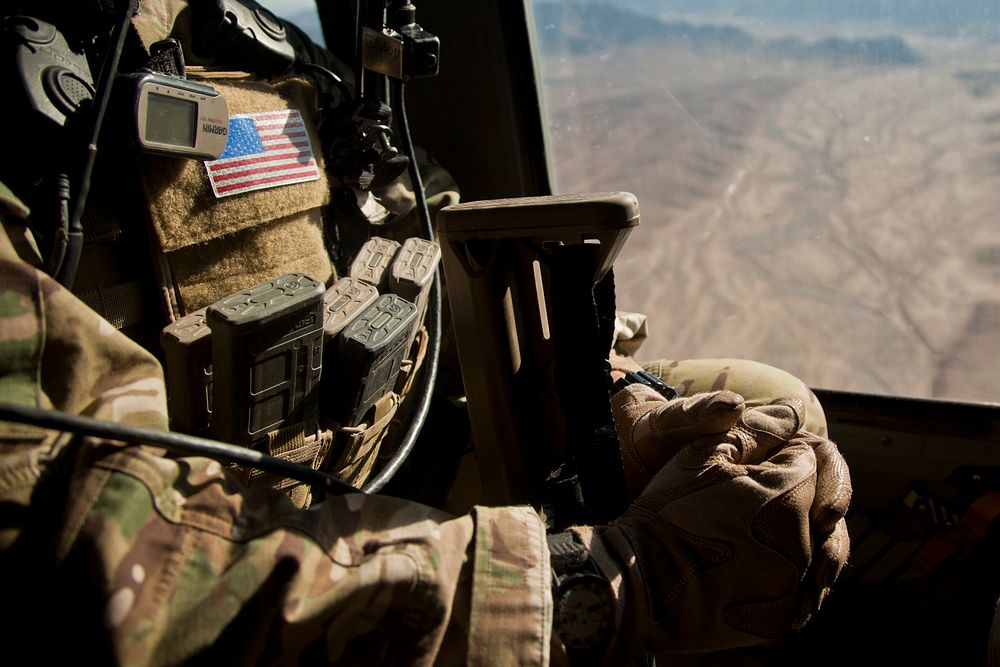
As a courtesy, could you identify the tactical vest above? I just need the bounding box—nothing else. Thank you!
[3,0,458,507]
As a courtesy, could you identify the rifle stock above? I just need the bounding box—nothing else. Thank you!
[438,192,639,507]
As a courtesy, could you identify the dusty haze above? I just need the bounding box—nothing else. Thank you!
[538,13,1000,403]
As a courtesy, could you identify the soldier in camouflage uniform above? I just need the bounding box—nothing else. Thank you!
[0,181,851,665]
[0,2,850,663]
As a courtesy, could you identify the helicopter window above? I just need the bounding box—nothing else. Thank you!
[530,1,1000,403]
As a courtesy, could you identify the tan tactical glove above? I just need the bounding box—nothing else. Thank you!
[611,385,747,500]
[576,385,852,662]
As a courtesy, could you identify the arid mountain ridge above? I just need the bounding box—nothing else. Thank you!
[541,0,1000,39]
[533,2,923,65]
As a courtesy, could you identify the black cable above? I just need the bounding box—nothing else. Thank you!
[390,79,434,242]
[354,0,365,100]
[0,401,359,497]
[362,78,442,493]
[45,173,71,278]
[297,61,353,103]
[54,0,139,289]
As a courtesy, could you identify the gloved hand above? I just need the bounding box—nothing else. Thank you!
[611,385,747,500]
[574,385,852,662]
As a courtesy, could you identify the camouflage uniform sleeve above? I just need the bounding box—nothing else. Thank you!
[64,450,551,666]
[0,203,552,666]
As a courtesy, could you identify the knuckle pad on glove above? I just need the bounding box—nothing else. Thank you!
[611,384,669,419]
[655,390,746,436]
[615,389,745,449]
[736,398,804,460]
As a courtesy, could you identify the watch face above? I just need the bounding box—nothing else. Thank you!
[554,573,613,650]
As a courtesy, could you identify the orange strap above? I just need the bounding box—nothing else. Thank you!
[913,491,1000,573]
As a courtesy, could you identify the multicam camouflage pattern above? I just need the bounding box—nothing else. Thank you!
[642,357,829,437]
[0,3,843,661]
[610,311,828,436]
[60,453,549,665]
[0,212,551,665]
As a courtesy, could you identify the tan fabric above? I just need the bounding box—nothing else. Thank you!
[131,0,190,49]
[227,425,336,508]
[157,207,331,314]
[0,183,42,268]
[0,182,29,219]
[613,311,649,358]
[138,74,334,317]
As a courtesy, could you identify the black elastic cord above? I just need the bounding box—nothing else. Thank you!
[297,62,353,103]
[0,401,358,496]
[362,78,441,493]
[390,80,434,242]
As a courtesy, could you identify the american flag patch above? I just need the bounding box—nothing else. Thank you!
[204,109,320,198]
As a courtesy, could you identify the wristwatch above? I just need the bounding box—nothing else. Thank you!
[548,531,614,664]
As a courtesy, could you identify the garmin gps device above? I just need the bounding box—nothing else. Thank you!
[130,71,229,160]
[207,273,325,448]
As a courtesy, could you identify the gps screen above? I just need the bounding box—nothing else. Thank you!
[146,92,197,147]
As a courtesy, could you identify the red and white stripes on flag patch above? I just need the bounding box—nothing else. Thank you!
[204,109,321,198]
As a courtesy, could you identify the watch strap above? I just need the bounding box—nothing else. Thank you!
[548,530,589,574]
[549,530,614,665]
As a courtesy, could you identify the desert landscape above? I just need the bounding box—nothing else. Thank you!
[534,2,1000,403]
